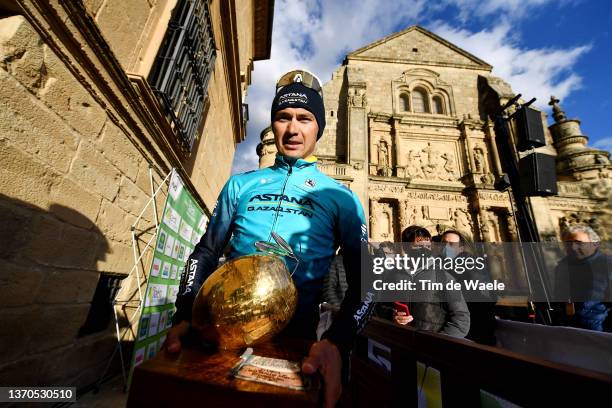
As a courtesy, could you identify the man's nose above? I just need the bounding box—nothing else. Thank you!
[286,117,299,134]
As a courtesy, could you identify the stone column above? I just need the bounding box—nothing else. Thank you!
[398,199,406,232]
[392,116,403,177]
[485,120,503,176]
[347,66,368,206]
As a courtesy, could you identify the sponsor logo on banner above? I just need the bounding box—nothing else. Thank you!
[138,315,150,340]
[167,285,180,304]
[168,171,184,201]
[134,347,145,367]
[179,220,193,242]
[145,284,168,307]
[146,341,158,361]
[164,236,175,257]
[161,262,171,279]
[156,230,167,252]
[151,258,162,277]
[163,206,181,233]
[159,310,168,330]
[148,312,160,337]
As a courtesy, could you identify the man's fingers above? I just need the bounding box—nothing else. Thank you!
[301,354,321,374]
[164,321,190,354]
[303,340,342,408]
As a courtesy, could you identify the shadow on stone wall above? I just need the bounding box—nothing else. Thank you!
[0,193,128,389]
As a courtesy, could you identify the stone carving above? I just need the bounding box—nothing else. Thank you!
[380,205,392,239]
[420,142,438,179]
[473,147,485,173]
[440,152,458,180]
[480,172,495,184]
[406,150,424,178]
[549,95,567,122]
[452,208,472,233]
[350,88,367,108]
[404,202,418,226]
[478,210,492,241]
[370,184,406,194]
[589,178,612,199]
[377,141,391,176]
[478,192,508,202]
[595,154,609,165]
[506,213,518,240]
[420,205,428,224]
[262,144,276,155]
[558,212,606,240]
[369,201,379,232]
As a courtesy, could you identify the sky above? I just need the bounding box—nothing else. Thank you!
[231,0,612,174]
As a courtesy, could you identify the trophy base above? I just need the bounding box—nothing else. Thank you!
[127,336,319,407]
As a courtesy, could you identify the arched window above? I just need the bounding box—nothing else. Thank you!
[399,93,410,111]
[432,95,444,114]
[412,88,429,113]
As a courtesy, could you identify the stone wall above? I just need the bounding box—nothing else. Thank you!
[0,0,269,389]
[0,15,150,387]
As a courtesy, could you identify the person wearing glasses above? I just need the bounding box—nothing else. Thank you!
[166,70,374,406]
[555,225,611,332]
[379,226,470,338]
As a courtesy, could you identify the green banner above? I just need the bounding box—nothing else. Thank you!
[128,170,207,383]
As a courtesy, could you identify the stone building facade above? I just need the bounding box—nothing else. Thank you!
[0,0,273,388]
[258,26,610,283]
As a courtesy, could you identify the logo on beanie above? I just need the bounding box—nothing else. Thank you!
[293,73,303,82]
[278,92,308,106]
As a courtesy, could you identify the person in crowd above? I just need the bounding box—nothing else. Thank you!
[377,226,470,338]
[440,229,497,345]
[555,225,611,332]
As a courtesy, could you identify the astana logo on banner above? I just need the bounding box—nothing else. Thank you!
[127,170,208,384]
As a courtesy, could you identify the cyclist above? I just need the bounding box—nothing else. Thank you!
[166,70,375,407]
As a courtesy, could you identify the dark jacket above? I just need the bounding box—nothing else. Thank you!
[447,252,497,345]
[378,266,470,338]
[554,251,611,331]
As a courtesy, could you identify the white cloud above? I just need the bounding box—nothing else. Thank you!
[233,0,428,174]
[232,0,591,174]
[593,137,612,154]
[231,148,261,174]
[442,0,557,22]
[430,22,591,110]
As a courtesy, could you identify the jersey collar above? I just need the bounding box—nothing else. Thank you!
[274,154,318,170]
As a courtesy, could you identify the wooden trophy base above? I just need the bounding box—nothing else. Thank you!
[127,336,319,407]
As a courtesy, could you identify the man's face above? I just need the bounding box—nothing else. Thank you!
[272,107,318,159]
[442,232,464,249]
[563,231,599,260]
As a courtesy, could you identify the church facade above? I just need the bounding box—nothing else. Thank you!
[258,26,611,249]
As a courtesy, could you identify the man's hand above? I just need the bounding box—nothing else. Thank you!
[164,321,190,353]
[393,310,414,325]
[302,339,342,408]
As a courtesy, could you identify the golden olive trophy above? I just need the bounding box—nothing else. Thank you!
[191,249,298,350]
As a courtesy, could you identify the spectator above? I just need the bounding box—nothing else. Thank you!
[377,226,470,338]
[555,225,611,332]
[440,230,497,345]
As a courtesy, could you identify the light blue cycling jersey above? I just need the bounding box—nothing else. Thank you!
[174,154,373,351]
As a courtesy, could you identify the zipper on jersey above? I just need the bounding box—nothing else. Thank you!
[267,162,293,242]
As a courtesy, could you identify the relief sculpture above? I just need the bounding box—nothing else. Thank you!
[377,141,391,177]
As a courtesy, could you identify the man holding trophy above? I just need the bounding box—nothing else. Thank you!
[165,70,374,406]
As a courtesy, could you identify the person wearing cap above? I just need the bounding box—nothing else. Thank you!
[166,70,374,406]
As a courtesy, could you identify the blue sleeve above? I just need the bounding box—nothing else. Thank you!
[172,177,239,324]
[322,189,375,354]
